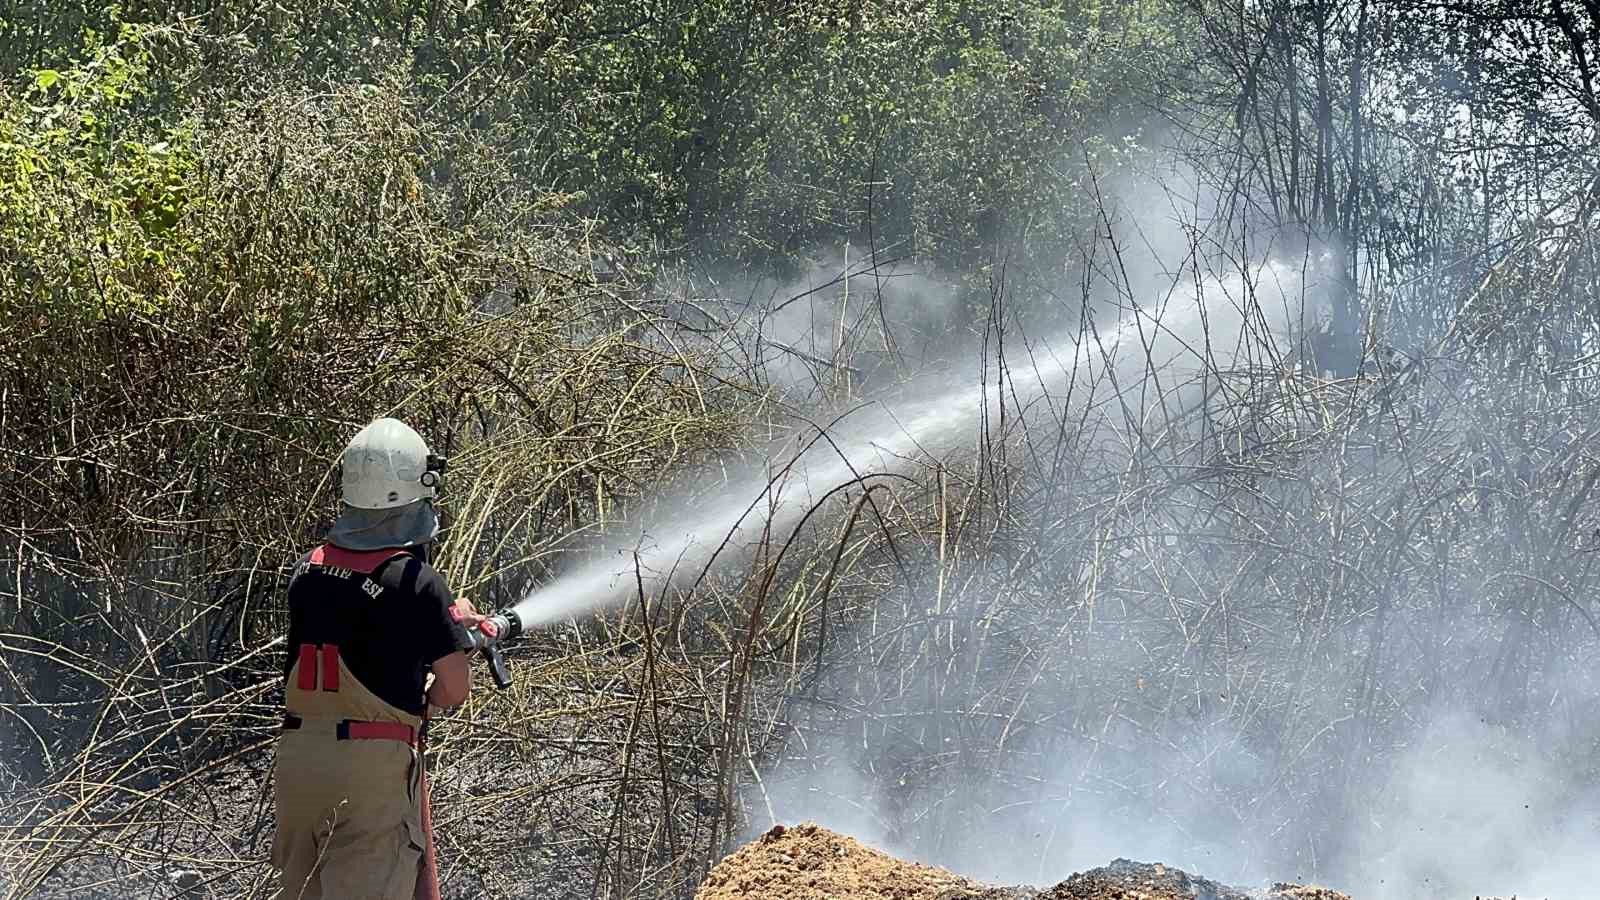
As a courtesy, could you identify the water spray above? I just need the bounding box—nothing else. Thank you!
[465,263,1316,689]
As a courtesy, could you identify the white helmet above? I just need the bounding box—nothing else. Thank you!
[340,418,439,509]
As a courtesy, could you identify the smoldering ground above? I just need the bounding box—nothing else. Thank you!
[711,168,1600,898]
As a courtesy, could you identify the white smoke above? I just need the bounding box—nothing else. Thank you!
[1350,711,1600,899]
[663,251,961,397]
[512,260,1315,628]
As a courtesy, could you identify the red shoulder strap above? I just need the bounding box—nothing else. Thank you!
[309,544,411,575]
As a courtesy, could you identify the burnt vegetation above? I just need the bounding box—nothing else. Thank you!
[1,2,1598,898]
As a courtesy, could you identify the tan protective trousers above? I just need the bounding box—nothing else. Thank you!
[271,651,427,899]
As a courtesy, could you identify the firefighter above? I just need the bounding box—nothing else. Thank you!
[271,418,483,900]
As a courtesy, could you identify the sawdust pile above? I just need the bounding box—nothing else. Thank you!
[694,822,1016,900]
[694,823,1353,900]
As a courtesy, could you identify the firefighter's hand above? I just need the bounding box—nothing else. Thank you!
[450,597,488,632]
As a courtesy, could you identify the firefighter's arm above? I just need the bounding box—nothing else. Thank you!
[428,651,471,708]
[428,597,486,709]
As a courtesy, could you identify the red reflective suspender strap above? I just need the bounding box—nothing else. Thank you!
[286,717,417,743]
[292,644,343,692]
[320,645,340,691]
[296,644,317,691]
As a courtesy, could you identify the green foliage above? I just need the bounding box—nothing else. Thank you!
[423,0,1179,271]
[711,1,1174,270]
[0,1,1176,276]
[0,26,197,320]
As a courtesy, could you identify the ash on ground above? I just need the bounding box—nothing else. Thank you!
[1041,858,1351,900]
[695,822,1354,900]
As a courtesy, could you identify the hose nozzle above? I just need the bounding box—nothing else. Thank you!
[467,610,525,690]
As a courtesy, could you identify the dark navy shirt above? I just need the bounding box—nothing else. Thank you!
[283,547,472,715]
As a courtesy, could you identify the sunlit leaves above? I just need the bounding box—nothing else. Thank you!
[0,28,197,322]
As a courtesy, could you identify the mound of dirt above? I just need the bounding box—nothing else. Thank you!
[695,824,1352,900]
[694,823,1021,900]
